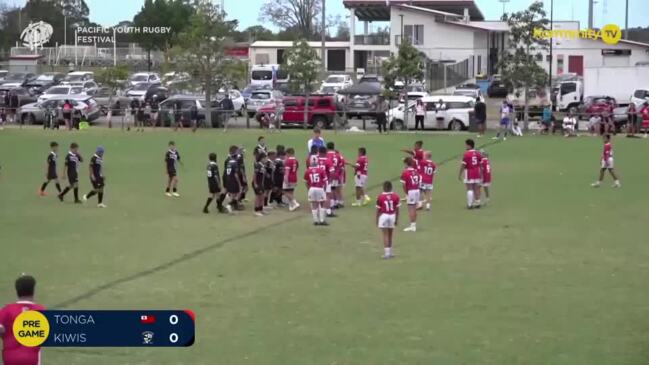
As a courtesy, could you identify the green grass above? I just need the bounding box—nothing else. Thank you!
[1,128,649,365]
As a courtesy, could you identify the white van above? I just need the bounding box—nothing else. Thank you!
[631,87,649,107]
[250,64,288,88]
[388,95,475,131]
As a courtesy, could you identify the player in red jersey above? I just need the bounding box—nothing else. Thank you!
[283,148,300,211]
[350,147,371,207]
[480,150,492,204]
[304,158,329,226]
[335,149,347,208]
[376,181,401,259]
[591,134,621,188]
[0,275,45,365]
[458,139,483,209]
[400,157,421,232]
[317,146,336,217]
[401,140,424,168]
[326,142,342,209]
[418,151,437,211]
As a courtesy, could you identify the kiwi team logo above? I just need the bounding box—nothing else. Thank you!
[20,21,54,51]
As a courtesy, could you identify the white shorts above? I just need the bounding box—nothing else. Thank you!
[481,182,491,187]
[420,183,433,191]
[355,174,367,188]
[283,182,297,190]
[601,157,614,169]
[464,171,481,184]
[330,179,340,188]
[406,190,420,205]
[325,183,332,194]
[308,187,326,202]
[378,213,396,229]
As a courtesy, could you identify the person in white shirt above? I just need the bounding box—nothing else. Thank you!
[563,112,577,137]
[414,99,426,130]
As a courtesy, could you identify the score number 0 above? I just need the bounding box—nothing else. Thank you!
[169,315,179,344]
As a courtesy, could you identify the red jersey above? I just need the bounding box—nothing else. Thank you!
[418,159,437,184]
[400,167,421,191]
[326,151,340,180]
[1,301,46,364]
[304,166,327,188]
[413,148,424,163]
[317,156,334,178]
[481,157,492,184]
[355,155,368,176]
[338,153,347,184]
[284,156,299,184]
[376,192,401,214]
[462,149,482,180]
[602,142,613,160]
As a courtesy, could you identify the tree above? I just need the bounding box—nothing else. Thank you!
[282,39,321,128]
[499,0,549,129]
[95,65,130,128]
[233,25,275,42]
[132,0,194,69]
[173,0,236,127]
[382,40,424,128]
[259,0,321,39]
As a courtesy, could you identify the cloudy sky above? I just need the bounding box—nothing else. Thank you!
[5,0,648,30]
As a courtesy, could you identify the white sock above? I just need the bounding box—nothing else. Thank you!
[467,190,474,207]
[425,203,431,209]
[311,209,319,223]
[384,247,391,256]
[356,199,361,204]
[410,222,416,228]
[318,208,326,223]
[326,208,332,215]
[364,194,370,200]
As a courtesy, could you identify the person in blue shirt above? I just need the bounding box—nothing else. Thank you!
[307,127,325,153]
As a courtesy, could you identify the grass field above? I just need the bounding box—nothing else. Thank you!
[1,128,649,365]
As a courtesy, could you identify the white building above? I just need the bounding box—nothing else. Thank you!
[248,41,353,73]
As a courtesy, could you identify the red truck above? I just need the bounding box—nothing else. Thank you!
[257,95,338,128]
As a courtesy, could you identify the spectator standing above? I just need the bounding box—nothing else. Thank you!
[135,100,145,132]
[494,100,510,140]
[173,102,183,131]
[601,110,615,135]
[62,99,73,130]
[626,102,638,137]
[8,90,19,124]
[563,111,577,137]
[307,127,326,153]
[641,102,649,138]
[541,104,553,134]
[473,96,487,137]
[375,96,388,134]
[221,94,234,132]
[150,99,159,129]
[414,99,425,131]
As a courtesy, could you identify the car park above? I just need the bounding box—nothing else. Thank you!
[129,72,161,87]
[70,80,100,95]
[0,72,37,87]
[241,84,267,102]
[358,74,383,90]
[246,89,283,118]
[319,74,353,93]
[388,95,475,131]
[0,70,8,81]
[257,95,338,128]
[487,80,510,98]
[215,89,245,116]
[631,87,649,107]
[61,71,94,84]
[143,85,169,103]
[38,85,84,103]
[399,85,429,104]
[452,87,483,101]
[345,95,378,119]
[92,87,131,115]
[507,88,552,117]
[18,95,100,125]
[23,73,65,95]
[0,86,38,107]
[580,96,616,119]
[126,83,159,100]
[158,96,223,127]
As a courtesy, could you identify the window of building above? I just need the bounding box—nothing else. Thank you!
[255,53,270,65]
[403,25,424,45]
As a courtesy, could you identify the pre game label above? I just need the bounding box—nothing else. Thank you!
[16,310,195,347]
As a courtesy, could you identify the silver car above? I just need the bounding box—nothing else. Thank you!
[18,96,100,124]
[91,87,131,115]
[246,90,283,118]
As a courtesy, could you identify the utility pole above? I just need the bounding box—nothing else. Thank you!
[498,0,510,17]
[624,0,629,39]
[588,0,594,29]
[321,0,326,74]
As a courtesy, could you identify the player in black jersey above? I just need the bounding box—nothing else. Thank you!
[252,151,268,217]
[264,150,276,208]
[203,152,225,214]
[271,148,286,206]
[165,141,181,197]
[58,142,83,203]
[217,145,243,212]
[82,146,107,208]
[39,141,61,196]
[253,136,267,159]
[235,147,248,201]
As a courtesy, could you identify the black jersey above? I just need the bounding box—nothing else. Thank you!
[65,151,82,178]
[235,152,247,184]
[165,149,180,173]
[47,151,57,178]
[253,144,267,158]
[223,155,239,182]
[90,154,103,180]
[207,161,220,184]
[273,157,285,186]
[253,161,265,190]
[263,159,274,190]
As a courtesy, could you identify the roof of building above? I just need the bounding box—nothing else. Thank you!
[344,0,483,21]
[250,41,351,48]
[442,20,510,32]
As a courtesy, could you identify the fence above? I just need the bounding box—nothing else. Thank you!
[426,58,472,93]
[10,45,164,68]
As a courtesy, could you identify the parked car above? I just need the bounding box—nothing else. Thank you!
[346,95,378,119]
[38,85,84,103]
[257,95,338,128]
[0,73,37,87]
[507,88,552,118]
[453,87,483,101]
[126,83,160,101]
[388,95,475,131]
[162,72,190,88]
[92,87,131,115]
[358,74,383,90]
[246,89,283,118]
[241,84,267,102]
[158,96,218,127]
[0,70,8,81]
[215,89,245,116]
[487,80,510,98]
[580,96,616,120]
[0,86,38,107]
[61,71,94,84]
[70,80,100,95]
[399,85,429,104]
[18,95,100,125]
[141,85,169,104]
[631,87,649,107]
[320,74,353,93]
[455,83,481,90]
[23,73,65,95]
[129,72,161,87]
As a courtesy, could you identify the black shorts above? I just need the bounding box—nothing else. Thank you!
[47,169,58,180]
[224,180,240,194]
[208,180,221,194]
[92,178,105,190]
[253,185,265,196]
[67,174,78,184]
[167,169,177,178]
